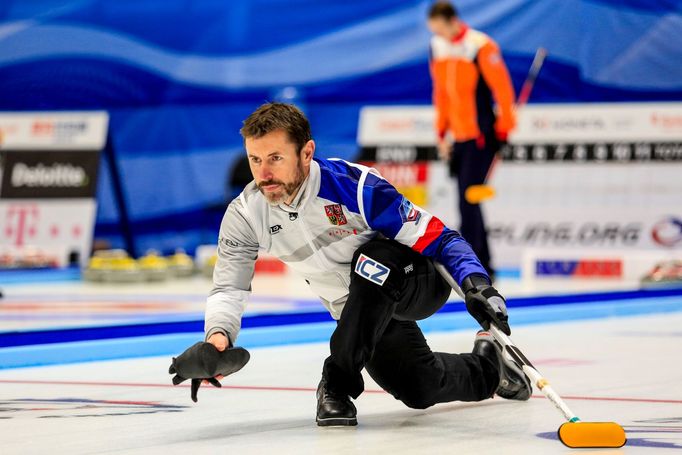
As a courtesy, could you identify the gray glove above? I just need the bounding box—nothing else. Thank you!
[462,274,511,335]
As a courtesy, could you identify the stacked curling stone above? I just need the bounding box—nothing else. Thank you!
[167,249,196,277]
[137,250,170,281]
[83,248,197,283]
[83,249,144,283]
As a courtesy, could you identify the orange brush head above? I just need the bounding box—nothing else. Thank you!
[464,184,496,204]
[558,422,626,448]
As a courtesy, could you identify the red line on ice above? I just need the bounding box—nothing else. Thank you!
[0,379,680,404]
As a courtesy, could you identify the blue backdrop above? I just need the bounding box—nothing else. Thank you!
[1,0,680,254]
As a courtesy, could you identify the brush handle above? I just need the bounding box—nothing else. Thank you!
[489,325,579,423]
[431,264,580,423]
[516,47,547,107]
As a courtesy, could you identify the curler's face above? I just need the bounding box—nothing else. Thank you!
[246,129,314,206]
[427,17,459,41]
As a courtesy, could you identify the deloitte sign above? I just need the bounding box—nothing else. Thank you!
[11,162,89,188]
[1,150,99,198]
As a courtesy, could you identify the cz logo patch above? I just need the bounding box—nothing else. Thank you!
[324,204,348,226]
[269,224,282,234]
[354,254,390,286]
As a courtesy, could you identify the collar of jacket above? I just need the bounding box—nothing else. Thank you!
[276,159,321,213]
[451,22,469,43]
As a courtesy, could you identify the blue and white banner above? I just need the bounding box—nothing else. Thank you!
[0,1,680,254]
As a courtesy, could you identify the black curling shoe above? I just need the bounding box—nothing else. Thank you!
[316,379,357,426]
[473,330,532,401]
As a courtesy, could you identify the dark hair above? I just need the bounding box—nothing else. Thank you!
[240,102,312,152]
[428,1,458,20]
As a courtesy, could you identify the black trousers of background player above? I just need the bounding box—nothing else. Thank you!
[449,137,498,277]
[322,239,499,409]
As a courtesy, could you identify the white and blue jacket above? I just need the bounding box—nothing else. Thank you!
[205,157,488,343]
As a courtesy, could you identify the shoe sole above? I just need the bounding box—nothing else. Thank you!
[491,338,532,400]
[316,417,358,427]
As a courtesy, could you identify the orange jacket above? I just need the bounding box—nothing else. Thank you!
[429,24,516,143]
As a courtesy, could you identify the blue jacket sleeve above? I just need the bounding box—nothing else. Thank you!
[361,172,489,285]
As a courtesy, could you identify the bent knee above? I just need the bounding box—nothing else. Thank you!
[400,392,436,410]
[395,383,439,410]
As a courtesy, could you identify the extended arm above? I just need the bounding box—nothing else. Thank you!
[204,198,259,346]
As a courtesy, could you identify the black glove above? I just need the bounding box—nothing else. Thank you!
[168,342,250,402]
[462,274,511,335]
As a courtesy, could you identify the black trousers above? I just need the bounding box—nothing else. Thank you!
[323,239,499,409]
[449,138,498,276]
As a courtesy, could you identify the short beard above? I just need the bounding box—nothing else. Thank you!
[258,159,306,206]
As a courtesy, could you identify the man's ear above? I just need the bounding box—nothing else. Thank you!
[301,140,315,164]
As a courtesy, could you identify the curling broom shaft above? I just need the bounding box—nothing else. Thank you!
[465,47,548,204]
[516,47,547,108]
[487,47,546,180]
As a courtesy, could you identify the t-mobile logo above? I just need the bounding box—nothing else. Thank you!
[4,204,39,247]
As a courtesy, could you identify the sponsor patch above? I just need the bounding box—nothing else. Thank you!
[221,237,239,248]
[354,253,390,286]
[324,203,348,226]
[269,224,282,235]
[488,52,501,65]
[399,198,422,223]
[327,228,358,239]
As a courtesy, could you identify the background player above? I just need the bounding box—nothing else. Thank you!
[427,1,517,280]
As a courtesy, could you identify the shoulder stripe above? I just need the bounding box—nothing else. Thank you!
[316,158,363,214]
[412,217,445,253]
[356,166,370,223]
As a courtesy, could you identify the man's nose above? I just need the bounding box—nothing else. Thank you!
[258,163,273,181]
